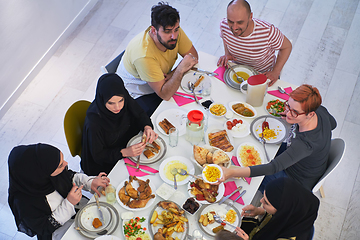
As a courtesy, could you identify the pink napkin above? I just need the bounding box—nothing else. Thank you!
[124,158,158,177]
[224,181,245,205]
[267,87,293,100]
[173,92,202,106]
[214,66,226,83]
[231,156,252,184]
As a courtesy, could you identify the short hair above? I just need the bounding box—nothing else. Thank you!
[289,84,322,114]
[215,230,244,240]
[151,2,180,30]
[228,0,252,14]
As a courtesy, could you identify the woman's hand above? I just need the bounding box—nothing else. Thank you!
[144,126,158,143]
[121,142,146,157]
[91,172,110,196]
[235,227,249,240]
[241,204,264,217]
[67,183,83,205]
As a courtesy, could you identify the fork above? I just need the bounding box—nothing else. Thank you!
[213,214,237,229]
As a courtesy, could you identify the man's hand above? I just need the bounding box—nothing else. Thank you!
[264,70,280,86]
[91,172,110,196]
[67,183,83,205]
[177,54,198,73]
[121,142,146,157]
[217,54,235,67]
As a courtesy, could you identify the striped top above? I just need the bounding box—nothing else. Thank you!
[220,18,284,73]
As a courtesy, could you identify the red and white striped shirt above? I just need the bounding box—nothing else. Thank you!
[220,18,284,73]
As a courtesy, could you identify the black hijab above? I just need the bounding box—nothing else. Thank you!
[253,177,319,240]
[8,143,74,237]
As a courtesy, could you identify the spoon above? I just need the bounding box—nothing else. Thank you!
[177,168,201,179]
[227,62,244,83]
[259,137,270,163]
[278,86,289,95]
[171,168,178,190]
[188,81,200,105]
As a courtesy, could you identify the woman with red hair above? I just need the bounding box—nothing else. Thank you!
[220,84,336,191]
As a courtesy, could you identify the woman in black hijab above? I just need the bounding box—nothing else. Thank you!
[81,73,158,175]
[234,177,319,240]
[8,143,109,240]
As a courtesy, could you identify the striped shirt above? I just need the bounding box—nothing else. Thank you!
[220,18,284,73]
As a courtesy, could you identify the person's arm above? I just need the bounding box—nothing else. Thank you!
[264,36,292,86]
[217,39,235,67]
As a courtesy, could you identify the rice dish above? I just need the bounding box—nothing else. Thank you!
[239,145,262,167]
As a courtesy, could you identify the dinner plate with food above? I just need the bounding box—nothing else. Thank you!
[236,142,265,167]
[223,65,257,90]
[159,156,195,186]
[149,201,189,240]
[224,118,250,138]
[205,126,235,153]
[197,202,241,237]
[265,99,286,117]
[180,71,211,95]
[250,115,289,144]
[156,108,187,136]
[126,134,166,164]
[228,101,257,118]
[121,212,151,240]
[188,177,225,204]
[192,145,231,169]
[116,176,156,211]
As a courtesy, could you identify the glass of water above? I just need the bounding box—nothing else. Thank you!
[202,80,211,96]
[105,184,116,204]
[168,127,178,147]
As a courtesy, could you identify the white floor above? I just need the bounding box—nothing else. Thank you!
[0,0,359,239]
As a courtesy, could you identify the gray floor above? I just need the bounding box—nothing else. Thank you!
[0,0,359,239]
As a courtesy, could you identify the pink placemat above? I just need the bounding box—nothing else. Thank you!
[267,87,293,100]
[224,181,245,205]
[173,92,202,106]
[214,66,226,83]
[124,158,158,177]
[232,156,252,184]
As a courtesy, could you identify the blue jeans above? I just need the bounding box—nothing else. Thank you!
[258,170,288,193]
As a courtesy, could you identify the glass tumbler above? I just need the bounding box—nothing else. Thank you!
[105,184,116,204]
[202,80,211,96]
[169,127,179,147]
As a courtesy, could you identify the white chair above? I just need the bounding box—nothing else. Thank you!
[312,138,345,198]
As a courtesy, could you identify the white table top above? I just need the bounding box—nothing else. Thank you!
[62,51,297,240]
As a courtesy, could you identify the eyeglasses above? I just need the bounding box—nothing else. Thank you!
[284,101,307,118]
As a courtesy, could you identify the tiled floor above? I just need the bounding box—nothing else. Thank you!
[0,0,359,239]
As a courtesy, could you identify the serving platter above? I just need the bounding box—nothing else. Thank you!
[223,118,250,138]
[190,145,232,169]
[250,115,289,144]
[121,215,150,240]
[205,126,235,154]
[228,101,257,119]
[187,177,225,204]
[236,142,265,167]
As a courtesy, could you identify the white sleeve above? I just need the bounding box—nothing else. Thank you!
[47,191,76,225]
[73,173,95,192]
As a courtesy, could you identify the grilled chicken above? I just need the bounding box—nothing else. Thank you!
[127,194,155,208]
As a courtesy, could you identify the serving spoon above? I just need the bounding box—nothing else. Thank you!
[171,168,178,190]
[278,86,289,95]
[177,168,201,179]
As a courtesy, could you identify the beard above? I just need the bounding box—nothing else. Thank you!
[231,21,250,37]
[157,32,178,50]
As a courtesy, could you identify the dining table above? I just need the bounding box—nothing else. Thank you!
[62,51,298,240]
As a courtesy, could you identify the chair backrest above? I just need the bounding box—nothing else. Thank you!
[312,138,346,193]
[64,100,91,157]
[104,50,125,73]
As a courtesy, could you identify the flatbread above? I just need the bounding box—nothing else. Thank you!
[193,145,209,166]
[212,149,230,165]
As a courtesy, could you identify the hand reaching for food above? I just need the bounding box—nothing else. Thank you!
[144,126,158,143]
[121,142,146,157]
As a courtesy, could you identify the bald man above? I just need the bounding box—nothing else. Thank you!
[218,0,292,86]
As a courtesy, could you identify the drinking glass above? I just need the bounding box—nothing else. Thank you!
[105,184,116,204]
[193,229,203,240]
[168,127,178,147]
[202,80,211,96]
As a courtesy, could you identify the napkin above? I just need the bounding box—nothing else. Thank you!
[267,87,293,100]
[124,158,158,177]
[224,181,245,205]
[173,92,202,106]
[214,66,226,83]
[232,156,252,184]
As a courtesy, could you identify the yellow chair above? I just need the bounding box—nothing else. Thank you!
[64,100,91,157]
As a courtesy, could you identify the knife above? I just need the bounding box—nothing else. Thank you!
[125,163,155,175]
[173,93,196,100]
[218,185,242,205]
[191,67,218,76]
[94,194,105,224]
[234,190,246,202]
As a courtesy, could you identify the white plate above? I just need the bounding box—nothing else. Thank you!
[79,204,112,232]
[95,236,122,240]
[223,118,250,138]
[180,71,211,95]
[187,178,225,204]
[197,203,241,237]
[159,156,195,186]
[236,142,265,167]
[250,116,288,144]
[115,177,156,211]
[156,108,187,136]
[121,216,150,240]
[190,145,232,169]
[205,126,235,153]
[265,99,286,117]
[228,101,257,119]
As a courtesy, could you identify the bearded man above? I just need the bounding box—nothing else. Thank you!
[117,2,198,116]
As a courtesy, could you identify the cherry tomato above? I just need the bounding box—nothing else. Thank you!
[227,125,232,130]
[239,119,243,124]
[232,119,237,125]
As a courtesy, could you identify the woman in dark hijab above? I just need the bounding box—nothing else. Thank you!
[233,177,319,240]
[8,143,109,240]
[81,73,158,176]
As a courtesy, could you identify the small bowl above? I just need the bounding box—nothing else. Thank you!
[182,197,202,215]
[202,164,223,184]
[155,183,176,200]
[209,103,227,117]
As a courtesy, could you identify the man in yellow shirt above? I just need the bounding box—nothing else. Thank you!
[117,2,198,116]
